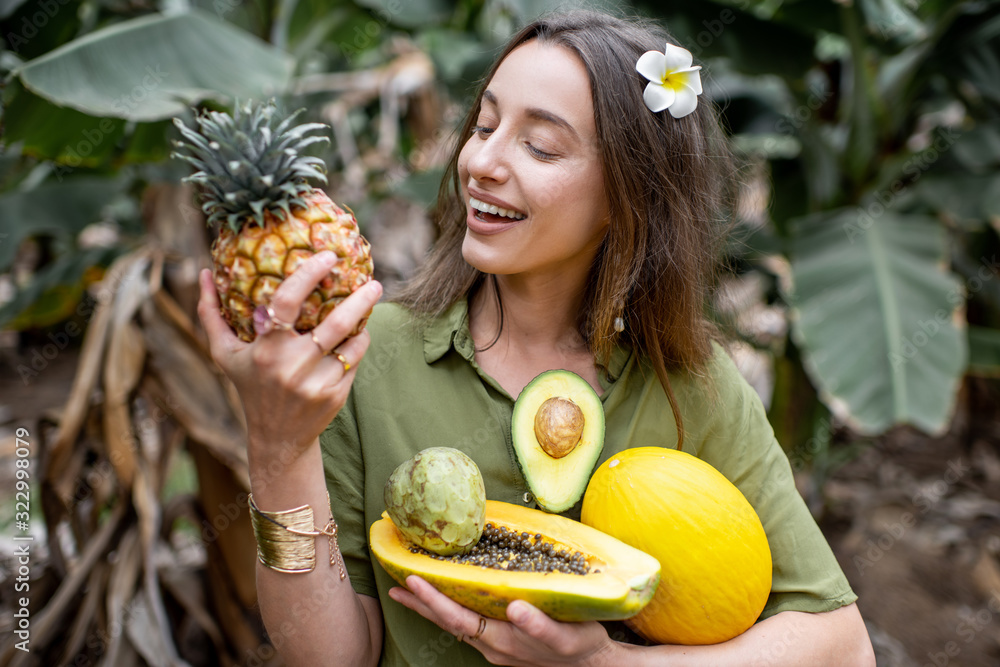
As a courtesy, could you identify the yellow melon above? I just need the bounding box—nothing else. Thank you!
[581,447,771,645]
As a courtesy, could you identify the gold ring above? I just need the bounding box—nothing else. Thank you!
[333,351,351,372]
[310,331,328,355]
[469,616,487,641]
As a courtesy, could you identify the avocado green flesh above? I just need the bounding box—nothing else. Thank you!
[511,370,605,513]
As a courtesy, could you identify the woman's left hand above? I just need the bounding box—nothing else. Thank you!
[388,575,622,667]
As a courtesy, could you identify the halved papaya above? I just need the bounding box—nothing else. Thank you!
[370,500,660,622]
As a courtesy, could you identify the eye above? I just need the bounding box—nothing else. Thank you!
[473,125,495,138]
[526,143,556,160]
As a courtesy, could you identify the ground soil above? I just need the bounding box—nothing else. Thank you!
[820,379,1000,666]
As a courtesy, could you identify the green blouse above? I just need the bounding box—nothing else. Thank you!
[321,300,857,667]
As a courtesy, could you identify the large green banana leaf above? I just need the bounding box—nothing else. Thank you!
[13,10,294,122]
[785,209,966,435]
[0,177,129,271]
[0,177,132,328]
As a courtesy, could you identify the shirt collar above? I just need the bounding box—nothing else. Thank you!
[602,344,631,387]
[423,298,472,364]
[422,297,632,387]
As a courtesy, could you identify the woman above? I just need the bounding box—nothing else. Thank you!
[198,10,876,666]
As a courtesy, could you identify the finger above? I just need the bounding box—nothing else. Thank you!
[311,279,382,350]
[197,269,242,355]
[387,584,471,646]
[334,329,370,363]
[391,581,526,666]
[404,576,482,638]
[507,600,599,658]
[294,334,364,400]
[310,322,369,363]
[387,585,439,622]
[326,332,370,380]
[506,601,559,642]
[269,251,340,323]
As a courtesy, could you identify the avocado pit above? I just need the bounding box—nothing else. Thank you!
[534,397,585,459]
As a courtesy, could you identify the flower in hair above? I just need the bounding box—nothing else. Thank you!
[635,43,703,118]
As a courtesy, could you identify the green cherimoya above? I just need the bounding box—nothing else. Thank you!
[383,447,486,556]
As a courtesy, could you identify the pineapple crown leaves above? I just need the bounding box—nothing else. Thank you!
[170,100,331,231]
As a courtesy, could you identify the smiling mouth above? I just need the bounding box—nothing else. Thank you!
[469,196,526,222]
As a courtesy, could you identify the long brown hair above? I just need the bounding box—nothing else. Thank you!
[393,10,736,448]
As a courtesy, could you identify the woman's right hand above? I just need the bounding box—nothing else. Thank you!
[197,251,383,467]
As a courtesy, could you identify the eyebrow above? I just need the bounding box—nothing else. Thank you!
[482,89,580,141]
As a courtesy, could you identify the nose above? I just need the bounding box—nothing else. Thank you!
[464,128,511,184]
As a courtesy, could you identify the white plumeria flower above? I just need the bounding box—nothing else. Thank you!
[635,43,703,118]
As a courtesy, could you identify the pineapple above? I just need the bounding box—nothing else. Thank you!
[172,100,373,342]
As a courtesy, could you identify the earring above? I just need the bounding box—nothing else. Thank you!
[613,316,625,333]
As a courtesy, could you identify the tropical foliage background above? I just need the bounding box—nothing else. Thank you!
[1,0,998,664]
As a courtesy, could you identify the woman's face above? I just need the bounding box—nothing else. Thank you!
[458,40,610,282]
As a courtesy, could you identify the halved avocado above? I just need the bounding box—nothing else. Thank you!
[370,500,660,622]
[511,370,605,513]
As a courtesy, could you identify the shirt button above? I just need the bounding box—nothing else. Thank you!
[523,492,533,504]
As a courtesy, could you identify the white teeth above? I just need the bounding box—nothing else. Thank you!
[469,197,525,220]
